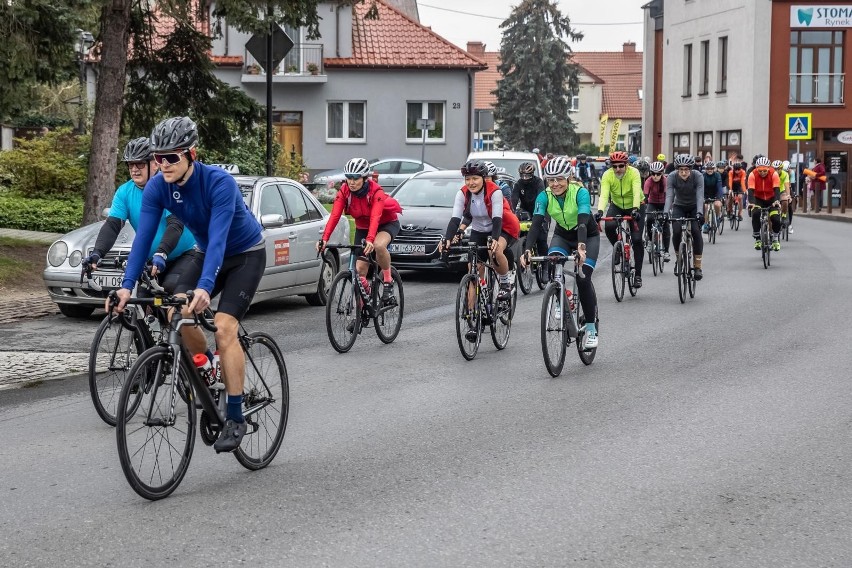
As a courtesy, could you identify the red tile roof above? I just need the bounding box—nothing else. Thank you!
[324,0,487,70]
[570,51,643,119]
[471,48,642,119]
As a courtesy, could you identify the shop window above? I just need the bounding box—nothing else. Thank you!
[790,31,844,105]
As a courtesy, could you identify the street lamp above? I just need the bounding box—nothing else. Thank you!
[74,29,95,134]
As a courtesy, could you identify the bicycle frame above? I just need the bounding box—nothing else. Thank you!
[530,254,582,338]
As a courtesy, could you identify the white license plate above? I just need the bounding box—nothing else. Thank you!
[389,243,427,254]
[92,272,123,289]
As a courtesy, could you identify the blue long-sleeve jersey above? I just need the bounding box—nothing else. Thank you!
[121,162,263,293]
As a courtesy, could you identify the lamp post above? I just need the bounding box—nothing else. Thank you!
[74,29,95,134]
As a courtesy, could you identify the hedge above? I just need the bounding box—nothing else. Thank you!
[0,195,83,233]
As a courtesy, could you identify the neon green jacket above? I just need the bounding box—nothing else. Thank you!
[598,166,643,211]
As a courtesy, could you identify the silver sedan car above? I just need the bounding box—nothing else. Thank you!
[43,175,350,318]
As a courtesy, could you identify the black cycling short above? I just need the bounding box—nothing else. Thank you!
[207,247,266,320]
[469,229,517,266]
[354,221,400,245]
[158,249,204,295]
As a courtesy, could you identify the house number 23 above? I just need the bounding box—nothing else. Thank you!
[452,102,461,109]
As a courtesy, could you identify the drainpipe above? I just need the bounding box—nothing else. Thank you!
[467,70,473,153]
[335,4,341,57]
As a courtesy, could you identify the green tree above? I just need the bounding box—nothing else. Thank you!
[493,0,582,154]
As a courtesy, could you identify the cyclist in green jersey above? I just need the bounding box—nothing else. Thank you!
[773,159,793,234]
[594,151,645,288]
[521,156,600,349]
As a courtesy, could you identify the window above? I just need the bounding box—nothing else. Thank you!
[790,31,844,105]
[717,37,728,93]
[672,132,690,156]
[398,161,425,174]
[683,44,693,97]
[616,135,626,151]
[406,102,445,142]
[327,101,365,142]
[699,40,710,95]
[279,185,315,224]
[719,130,741,161]
[569,93,579,112]
[259,185,287,218]
[371,161,397,174]
[696,131,713,160]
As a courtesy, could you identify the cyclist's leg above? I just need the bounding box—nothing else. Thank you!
[769,203,782,235]
[353,228,370,277]
[632,205,645,277]
[671,205,684,253]
[161,250,207,356]
[603,205,619,245]
[751,200,763,238]
[372,222,400,295]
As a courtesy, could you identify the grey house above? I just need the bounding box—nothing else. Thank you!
[208,0,486,171]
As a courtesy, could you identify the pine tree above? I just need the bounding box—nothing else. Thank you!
[493,0,582,154]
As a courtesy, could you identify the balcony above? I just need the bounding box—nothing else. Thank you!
[789,73,844,106]
[242,44,327,84]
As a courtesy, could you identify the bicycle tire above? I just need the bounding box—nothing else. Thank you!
[576,281,597,366]
[374,268,404,344]
[517,258,534,295]
[611,241,625,303]
[761,224,770,269]
[734,208,740,231]
[540,283,567,377]
[718,213,725,236]
[88,310,150,426]
[677,243,687,304]
[116,346,196,501]
[455,274,481,361]
[535,262,547,290]
[234,332,289,470]
[490,282,512,351]
[687,241,696,298]
[325,270,360,353]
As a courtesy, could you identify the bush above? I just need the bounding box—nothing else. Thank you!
[198,123,281,176]
[0,128,90,199]
[0,195,83,233]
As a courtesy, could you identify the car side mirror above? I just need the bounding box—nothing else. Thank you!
[260,214,286,228]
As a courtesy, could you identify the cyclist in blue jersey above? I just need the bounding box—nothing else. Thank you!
[84,137,201,293]
[110,117,265,454]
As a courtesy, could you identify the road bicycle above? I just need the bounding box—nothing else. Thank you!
[529,253,597,377]
[587,178,600,207]
[704,198,721,244]
[671,217,698,303]
[600,215,638,302]
[727,193,742,231]
[755,206,775,269]
[323,242,404,353]
[645,210,667,277]
[780,207,791,241]
[84,260,168,426]
[515,213,547,295]
[449,239,516,361]
[114,290,289,500]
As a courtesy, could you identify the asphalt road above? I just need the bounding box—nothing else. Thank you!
[1,217,851,567]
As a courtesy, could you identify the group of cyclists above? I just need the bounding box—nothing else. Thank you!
[90,113,803,453]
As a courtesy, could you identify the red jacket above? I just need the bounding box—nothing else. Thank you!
[323,179,401,242]
[643,175,667,205]
[461,181,520,239]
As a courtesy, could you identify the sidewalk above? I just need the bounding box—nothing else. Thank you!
[795,209,852,223]
[0,228,62,244]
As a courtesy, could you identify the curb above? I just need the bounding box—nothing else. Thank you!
[797,213,852,224]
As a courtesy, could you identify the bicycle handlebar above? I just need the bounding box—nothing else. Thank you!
[106,289,218,333]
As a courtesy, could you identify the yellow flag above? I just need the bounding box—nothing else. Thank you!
[598,114,608,153]
[610,118,622,153]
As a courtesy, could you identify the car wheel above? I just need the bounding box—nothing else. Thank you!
[58,303,96,318]
[305,253,337,306]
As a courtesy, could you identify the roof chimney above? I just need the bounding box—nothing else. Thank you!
[623,42,636,53]
[467,41,486,56]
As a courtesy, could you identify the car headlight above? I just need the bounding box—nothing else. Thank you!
[68,250,82,267]
[47,241,68,267]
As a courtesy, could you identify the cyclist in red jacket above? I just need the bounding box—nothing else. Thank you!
[643,161,671,261]
[318,157,402,303]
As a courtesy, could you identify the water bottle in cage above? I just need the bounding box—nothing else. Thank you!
[192,354,215,386]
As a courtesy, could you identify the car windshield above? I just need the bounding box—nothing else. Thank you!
[392,178,460,207]
[239,185,253,207]
[485,159,532,177]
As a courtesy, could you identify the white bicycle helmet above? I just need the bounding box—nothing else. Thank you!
[755,156,771,168]
[649,161,665,174]
[343,157,371,177]
[782,160,791,171]
[483,161,498,177]
[543,155,573,178]
[674,154,695,167]
[771,159,783,169]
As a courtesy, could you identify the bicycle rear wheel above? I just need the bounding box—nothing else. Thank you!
[325,270,360,353]
[88,310,149,426]
[374,268,404,344]
[455,274,481,361]
[540,283,567,377]
[718,212,725,235]
[517,259,534,295]
[116,346,196,501]
[677,243,687,304]
[235,332,289,470]
[611,241,625,302]
[535,262,547,290]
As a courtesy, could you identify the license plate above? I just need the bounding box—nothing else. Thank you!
[92,272,123,289]
[389,243,427,254]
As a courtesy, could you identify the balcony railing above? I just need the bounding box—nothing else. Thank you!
[789,73,845,105]
[243,44,324,76]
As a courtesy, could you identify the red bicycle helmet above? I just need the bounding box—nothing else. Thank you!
[609,151,629,164]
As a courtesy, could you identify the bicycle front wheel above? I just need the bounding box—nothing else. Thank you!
[611,241,625,302]
[490,285,512,351]
[235,332,289,470]
[116,346,196,501]
[374,268,404,344]
[455,274,481,360]
[88,310,149,426]
[677,243,687,304]
[325,270,360,353]
[655,230,664,274]
[517,259,534,295]
[540,283,567,377]
[576,291,597,366]
[687,242,696,298]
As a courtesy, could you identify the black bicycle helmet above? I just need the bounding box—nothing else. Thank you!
[123,137,152,162]
[577,154,587,161]
[518,162,535,176]
[674,154,695,167]
[150,116,199,153]
[461,159,488,178]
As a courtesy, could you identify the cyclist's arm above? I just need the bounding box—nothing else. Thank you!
[576,187,592,245]
[489,189,504,240]
[597,171,611,212]
[155,214,185,257]
[92,216,125,258]
[196,177,239,294]
[716,175,725,199]
[120,189,165,290]
[444,191,466,241]
[524,192,550,249]
[631,169,643,209]
[695,172,704,207]
[366,188,387,243]
[664,173,675,212]
[321,189,347,242]
[747,172,756,203]
[772,173,781,202]
[642,177,653,199]
[510,182,521,210]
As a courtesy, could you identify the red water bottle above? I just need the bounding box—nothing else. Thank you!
[193,353,215,386]
[358,275,371,295]
[565,288,575,311]
[624,242,631,262]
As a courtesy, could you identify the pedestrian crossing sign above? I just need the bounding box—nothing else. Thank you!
[785,113,812,140]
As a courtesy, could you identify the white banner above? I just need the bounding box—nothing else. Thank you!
[791,5,852,28]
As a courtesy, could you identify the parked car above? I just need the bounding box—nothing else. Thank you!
[388,169,517,271]
[43,176,350,318]
[466,150,544,180]
[308,157,439,196]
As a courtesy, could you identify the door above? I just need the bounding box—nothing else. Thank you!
[823,150,847,208]
[273,111,303,158]
[370,159,400,190]
[257,183,294,290]
[278,183,322,287]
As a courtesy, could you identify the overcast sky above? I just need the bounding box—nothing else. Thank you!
[418,0,647,53]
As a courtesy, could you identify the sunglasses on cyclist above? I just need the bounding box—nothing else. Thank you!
[127,161,148,171]
[612,164,627,170]
[152,152,186,166]
[344,173,364,180]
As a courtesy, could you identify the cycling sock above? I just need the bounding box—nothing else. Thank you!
[227,394,244,423]
[498,273,511,284]
[382,268,392,283]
